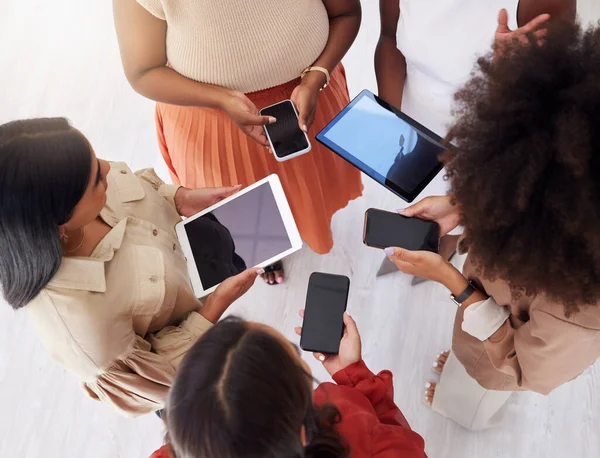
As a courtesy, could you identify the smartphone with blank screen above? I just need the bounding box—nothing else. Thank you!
[363,208,440,253]
[260,100,312,161]
[300,273,350,355]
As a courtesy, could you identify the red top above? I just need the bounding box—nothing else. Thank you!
[150,361,427,458]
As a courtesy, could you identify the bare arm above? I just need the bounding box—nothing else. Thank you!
[113,0,273,144]
[292,0,361,130]
[296,0,361,92]
[113,0,229,107]
[374,0,406,109]
[517,0,577,26]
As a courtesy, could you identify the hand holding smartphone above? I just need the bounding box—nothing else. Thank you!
[260,100,312,161]
[300,273,350,355]
[363,208,440,252]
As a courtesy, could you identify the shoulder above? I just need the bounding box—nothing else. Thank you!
[370,423,427,458]
[531,298,600,332]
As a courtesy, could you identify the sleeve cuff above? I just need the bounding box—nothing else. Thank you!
[159,183,182,209]
[134,168,182,209]
[461,297,510,341]
[332,360,374,386]
[181,310,213,337]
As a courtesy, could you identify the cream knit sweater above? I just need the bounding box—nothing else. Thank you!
[137,0,330,93]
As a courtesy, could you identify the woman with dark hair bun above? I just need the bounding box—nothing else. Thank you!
[385,21,600,430]
[151,315,427,458]
[0,118,259,416]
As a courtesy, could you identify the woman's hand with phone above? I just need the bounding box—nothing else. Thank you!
[295,311,362,377]
[384,246,458,284]
[399,195,461,237]
[221,90,276,146]
[291,71,324,133]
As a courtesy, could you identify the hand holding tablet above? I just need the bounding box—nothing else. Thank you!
[175,175,302,297]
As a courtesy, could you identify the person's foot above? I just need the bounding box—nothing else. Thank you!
[260,261,284,285]
[424,350,450,406]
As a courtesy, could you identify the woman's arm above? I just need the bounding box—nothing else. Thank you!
[113,0,274,144]
[517,0,577,25]
[301,0,362,91]
[113,0,227,107]
[292,0,361,130]
[374,0,406,109]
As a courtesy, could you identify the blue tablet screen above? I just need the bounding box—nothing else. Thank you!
[317,90,445,202]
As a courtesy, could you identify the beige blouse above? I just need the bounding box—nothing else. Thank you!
[135,0,330,93]
[453,255,600,395]
[27,163,213,417]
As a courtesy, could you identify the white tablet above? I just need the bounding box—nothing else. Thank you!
[175,174,302,297]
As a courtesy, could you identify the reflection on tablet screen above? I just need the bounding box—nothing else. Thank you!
[184,182,292,290]
[320,94,445,198]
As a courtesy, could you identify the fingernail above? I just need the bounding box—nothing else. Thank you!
[302,124,308,132]
[234,184,242,189]
[397,208,406,213]
[433,362,438,368]
[318,355,325,362]
[276,277,283,284]
[345,311,351,317]
[257,268,265,275]
[269,117,277,124]
[384,247,394,256]
[425,382,431,388]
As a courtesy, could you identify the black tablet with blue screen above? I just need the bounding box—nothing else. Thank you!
[316,90,445,202]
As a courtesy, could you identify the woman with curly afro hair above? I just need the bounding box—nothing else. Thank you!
[386,19,600,430]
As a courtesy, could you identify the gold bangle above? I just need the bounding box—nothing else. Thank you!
[301,66,330,90]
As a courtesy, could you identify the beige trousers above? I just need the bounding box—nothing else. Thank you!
[432,351,512,430]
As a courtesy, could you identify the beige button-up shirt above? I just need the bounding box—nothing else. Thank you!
[27,163,213,417]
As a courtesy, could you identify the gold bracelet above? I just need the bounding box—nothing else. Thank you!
[301,66,330,90]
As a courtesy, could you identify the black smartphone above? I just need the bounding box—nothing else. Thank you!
[363,208,440,252]
[260,100,312,161]
[300,272,350,355]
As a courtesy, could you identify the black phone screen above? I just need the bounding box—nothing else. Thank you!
[364,209,440,252]
[261,101,309,158]
[300,273,350,355]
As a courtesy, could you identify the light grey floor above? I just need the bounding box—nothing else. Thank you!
[1,1,599,457]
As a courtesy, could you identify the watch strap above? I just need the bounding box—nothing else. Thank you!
[451,281,476,307]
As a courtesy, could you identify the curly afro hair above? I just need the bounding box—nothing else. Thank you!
[444,21,600,315]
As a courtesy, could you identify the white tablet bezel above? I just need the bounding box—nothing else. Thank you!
[175,174,303,297]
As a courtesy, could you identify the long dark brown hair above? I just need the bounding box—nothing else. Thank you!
[165,316,349,458]
[0,118,92,309]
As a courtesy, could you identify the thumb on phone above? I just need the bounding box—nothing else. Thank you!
[343,312,360,339]
[244,112,276,127]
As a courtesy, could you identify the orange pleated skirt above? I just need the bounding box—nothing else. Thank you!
[155,66,363,254]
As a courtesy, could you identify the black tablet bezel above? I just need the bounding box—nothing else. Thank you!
[316,89,445,203]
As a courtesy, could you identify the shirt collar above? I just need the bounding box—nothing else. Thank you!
[47,219,128,293]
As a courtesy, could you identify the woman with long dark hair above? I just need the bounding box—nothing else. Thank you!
[151,315,427,458]
[0,117,259,416]
[385,21,600,429]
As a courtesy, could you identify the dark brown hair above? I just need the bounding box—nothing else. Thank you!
[444,21,600,314]
[0,118,92,309]
[165,316,348,458]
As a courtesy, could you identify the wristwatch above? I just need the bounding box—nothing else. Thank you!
[450,281,477,307]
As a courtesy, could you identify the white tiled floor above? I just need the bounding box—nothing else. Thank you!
[1,1,599,457]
